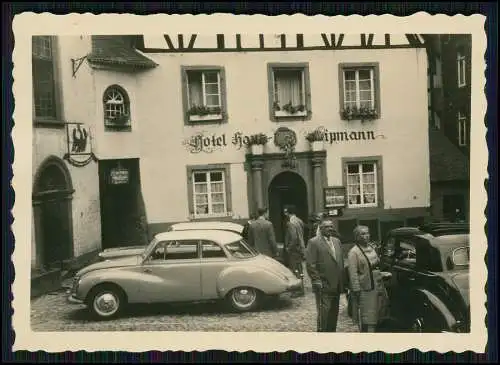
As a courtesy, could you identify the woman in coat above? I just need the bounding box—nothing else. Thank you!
[347,225,390,332]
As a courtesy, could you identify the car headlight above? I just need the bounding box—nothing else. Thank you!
[71,276,81,293]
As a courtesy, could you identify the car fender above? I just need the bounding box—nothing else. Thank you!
[216,265,288,297]
[415,288,457,329]
[77,268,146,303]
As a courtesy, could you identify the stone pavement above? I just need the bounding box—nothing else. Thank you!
[32,262,358,332]
[30,287,358,332]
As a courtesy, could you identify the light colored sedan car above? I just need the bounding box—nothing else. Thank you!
[68,230,301,320]
[97,221,245,261]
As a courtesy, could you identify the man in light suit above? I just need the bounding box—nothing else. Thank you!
[284,205,306,297]
[306,219,345,332]
[247,207,278,258]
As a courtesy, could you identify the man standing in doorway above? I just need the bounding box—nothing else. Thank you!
[284,205,306,297]
[306,219,344,332]
[247,207,278,259]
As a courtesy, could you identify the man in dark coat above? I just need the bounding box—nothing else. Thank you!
[306,218,345,332]
[284,205,306,297]
[241,213,257,242]
[247,207,278,258]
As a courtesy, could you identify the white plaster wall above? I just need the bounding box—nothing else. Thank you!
[134,47,429,223]
[32,35,102,266]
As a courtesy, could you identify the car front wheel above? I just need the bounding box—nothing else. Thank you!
[88,284,125,320]
[227,287,260,312]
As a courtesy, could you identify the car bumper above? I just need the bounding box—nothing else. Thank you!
[286,278,303,292]
[67,293,85,305]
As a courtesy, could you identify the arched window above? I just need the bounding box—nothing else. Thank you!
[103,85,131,130]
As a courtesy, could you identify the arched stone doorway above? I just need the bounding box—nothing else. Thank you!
[32,156,74,269]
[268,171,309,243]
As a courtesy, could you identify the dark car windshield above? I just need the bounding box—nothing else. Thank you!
[452,246,470,266]
[224,239,257,259]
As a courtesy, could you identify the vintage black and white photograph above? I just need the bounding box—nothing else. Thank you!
[12,13,487,353]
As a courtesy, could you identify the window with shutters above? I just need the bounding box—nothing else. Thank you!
[181,66,227,125]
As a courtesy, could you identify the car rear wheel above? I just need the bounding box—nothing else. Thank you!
[228,287,260,312]
[88,284,125,320]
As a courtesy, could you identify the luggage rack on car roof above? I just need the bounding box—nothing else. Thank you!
[418,222,469,237]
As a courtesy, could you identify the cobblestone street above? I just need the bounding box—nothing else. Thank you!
[31,278,358,332]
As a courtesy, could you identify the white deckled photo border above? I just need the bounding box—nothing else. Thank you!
[12,12,488,353]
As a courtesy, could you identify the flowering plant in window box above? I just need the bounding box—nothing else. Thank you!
[248,133,269,155]
[274,101,307,117]
[106,114,130,125]
[341,106,378,121]
[188,105,223,121]
[305,128,326,151]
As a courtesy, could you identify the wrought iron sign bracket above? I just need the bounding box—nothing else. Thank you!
[71,55,88,78]
[63,152,97,167]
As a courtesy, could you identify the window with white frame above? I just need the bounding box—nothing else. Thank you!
[192,170,227,217]
[457,52,466,87]
[340,64,380,120]
[458,111,467,146]
[32,36,57,119]
[185,69,224,122]
[346,162,378,207]
[272,67,308,117]
[103,85,131,130]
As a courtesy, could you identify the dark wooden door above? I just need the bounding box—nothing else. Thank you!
[268,172,308,243]
[99,159,143,249]
[40,198,71,267]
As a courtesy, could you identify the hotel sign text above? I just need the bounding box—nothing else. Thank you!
[182,129,385,154]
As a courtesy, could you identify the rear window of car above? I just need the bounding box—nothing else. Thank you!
[224,240,257,259]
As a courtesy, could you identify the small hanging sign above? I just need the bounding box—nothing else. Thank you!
[110,167,129,185]
[324,186,347,208]
[63,122,97,167]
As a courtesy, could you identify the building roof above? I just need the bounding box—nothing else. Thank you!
[87,35,158,70]
[429,128,470,182]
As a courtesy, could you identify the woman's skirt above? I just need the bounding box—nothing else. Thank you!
[356,270,390,326]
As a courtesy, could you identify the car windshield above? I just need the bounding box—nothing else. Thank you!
[452,246,470,266]
[224,239,257,259]
[141,237,159,259]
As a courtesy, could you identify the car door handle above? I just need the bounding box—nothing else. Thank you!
[143,268,152,273]
[408,276,416,281]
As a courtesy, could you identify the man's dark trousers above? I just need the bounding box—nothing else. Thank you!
[314,289,340,332]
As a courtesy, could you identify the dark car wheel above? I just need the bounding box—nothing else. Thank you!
[227,287,260,312]
[88,284,126,320]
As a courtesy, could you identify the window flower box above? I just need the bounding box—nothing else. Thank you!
[105,114,130,126]
[273,102,308,118]
[189,114,223,122]
[305,128,326,151]
[187,105,223,122]
[341,106,378,121]
[247,133,269,155]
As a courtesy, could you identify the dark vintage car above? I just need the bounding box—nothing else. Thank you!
[378,223,470,333]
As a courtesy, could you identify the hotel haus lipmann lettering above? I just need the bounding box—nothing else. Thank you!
[183,129,385,153]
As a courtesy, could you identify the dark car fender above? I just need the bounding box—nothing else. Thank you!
[415,288,458,330]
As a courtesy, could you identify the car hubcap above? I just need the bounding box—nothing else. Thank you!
[411,318,424,332]
[232,288,257,308]
[94,292,119,316]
